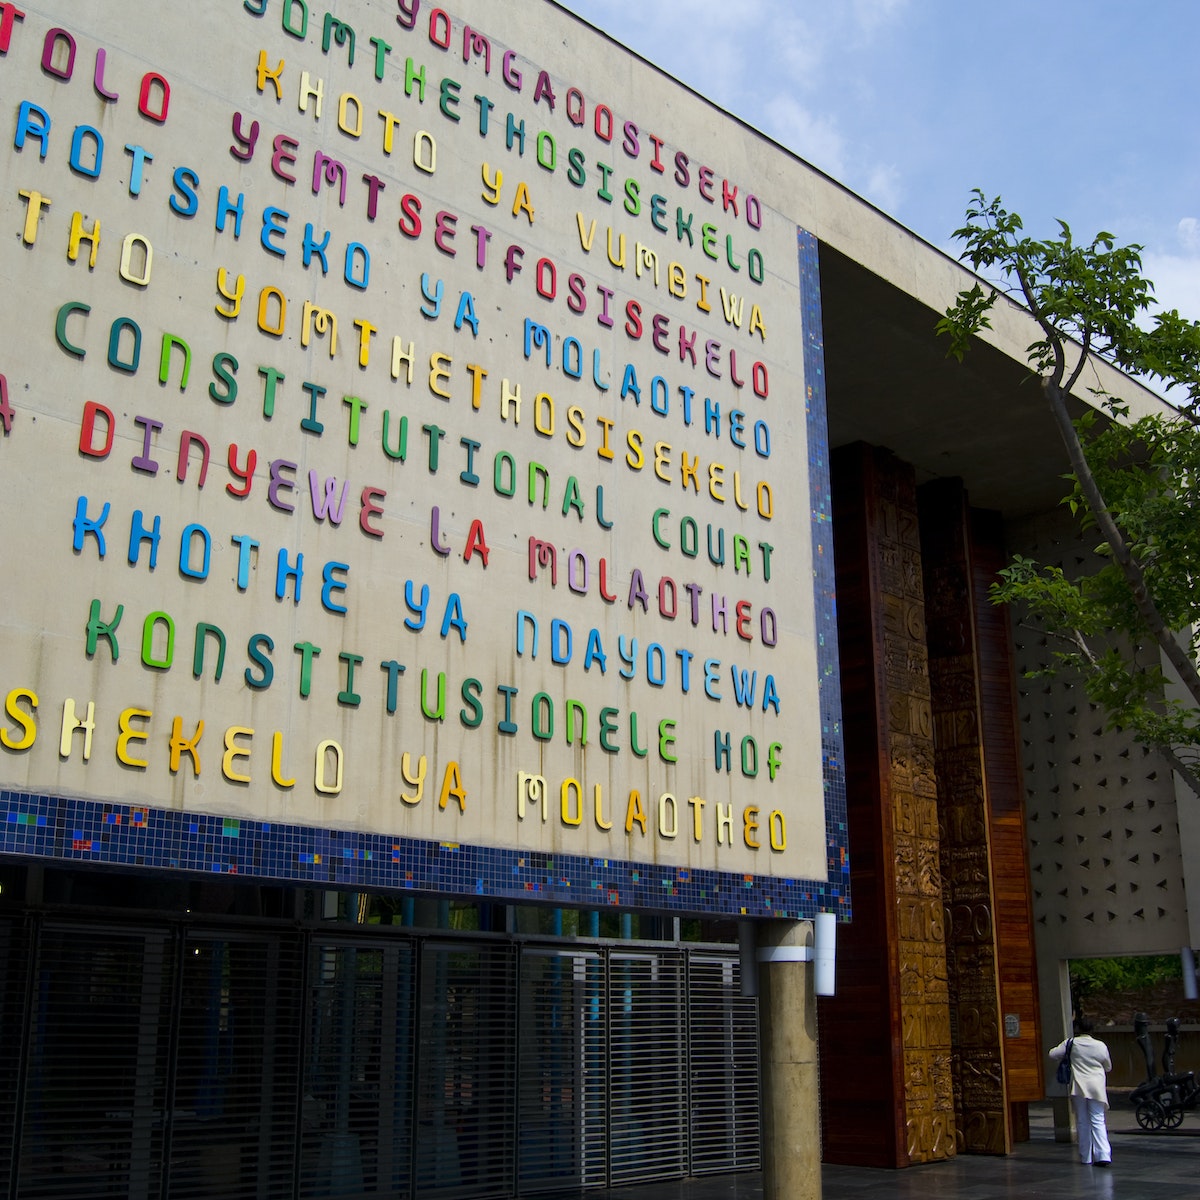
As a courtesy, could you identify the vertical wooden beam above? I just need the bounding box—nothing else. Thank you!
[821,444,955,1167]
[919,481,1044,1153]
[971,508,1044,1119]
[920,478,1010,1154]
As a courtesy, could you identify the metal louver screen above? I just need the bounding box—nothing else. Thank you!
[18,923,174,1200]
[414,942,516,1200]
[608,951,687,1185]
[169,931,304,1200]
[687,955,762,1174]
[0,917,32,1194]
[299,940,416,1200]
[1,911,760,1198]
[517,948,607,1193]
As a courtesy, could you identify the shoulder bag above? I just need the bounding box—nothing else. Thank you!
[1056,1037,1074,1085]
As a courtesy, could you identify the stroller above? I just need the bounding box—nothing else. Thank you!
[1131,1015,1200,1130]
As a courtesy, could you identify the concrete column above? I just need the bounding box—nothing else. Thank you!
[1041,958,1075,1143]
[759,920,821,1200]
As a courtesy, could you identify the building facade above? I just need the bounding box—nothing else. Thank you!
[1,2,1195,1197]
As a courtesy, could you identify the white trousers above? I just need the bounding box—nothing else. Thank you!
[1072,1095,1111,1164]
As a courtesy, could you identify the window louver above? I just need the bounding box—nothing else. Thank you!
[169,931,305,1200]
[517,948,607,1193]
[413,942,516,1200]
[299,939,417,1200]
[687,955,762,1174]
[18,923,174,1200]
[607,951,688,1185]
[0,911,761,1198]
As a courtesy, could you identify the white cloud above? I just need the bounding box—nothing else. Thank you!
[565,0,772,109]
[561,0,908,101]
[1134,219,1200,322]
[762,95,847,178]
[772,23,823,82]
[850,0,908,35]
[562,0,912,218]
[1141,250,1200,324]
[865,164,904,213]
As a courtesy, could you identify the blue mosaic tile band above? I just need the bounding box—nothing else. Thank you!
[2,788,843,918]
[0,230,849,925]
[799,227,851,919]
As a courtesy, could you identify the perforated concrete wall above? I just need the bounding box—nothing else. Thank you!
[1009,508,1190,960]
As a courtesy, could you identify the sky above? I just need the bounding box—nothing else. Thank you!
[555,0,1200,322]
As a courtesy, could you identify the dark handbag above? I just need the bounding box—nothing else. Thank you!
[1056,1038,1074,1085]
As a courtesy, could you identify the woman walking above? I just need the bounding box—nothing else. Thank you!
[1050,1018,1113,1166]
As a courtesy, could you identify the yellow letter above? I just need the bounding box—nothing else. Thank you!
[439,761,467,811]
[743,805,760,849]
[517,771,547,819]
[561,778,583,826]
[593,783,612,830]
[769,810,786,851]
[170,717,204,775]
[60,699,96,761]
[271,731,296,788]
[481,162,502,205]
[315,739,343,794]
[625,789,647,834]
[223,726,254,783]
[400,752,427,804]
[2,688,38,750]
[116,707,151,768]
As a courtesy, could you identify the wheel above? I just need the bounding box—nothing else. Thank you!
[1136,1100,1166,1130]
[1162,1105,1185,1129]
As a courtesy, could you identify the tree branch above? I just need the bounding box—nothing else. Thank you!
[1156,743,1200,800]
[943,194,1200,799]
[1064,327,1092,398]
[1042,376,1200,710]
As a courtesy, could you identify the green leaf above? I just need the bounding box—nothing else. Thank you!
[951,193,1200,793]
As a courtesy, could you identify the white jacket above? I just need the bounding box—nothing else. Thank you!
[1050,1033,1112,1106]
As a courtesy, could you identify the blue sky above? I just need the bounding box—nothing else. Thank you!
[556,0,1200,321]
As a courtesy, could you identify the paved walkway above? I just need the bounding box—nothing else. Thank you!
[572,1097,1199,1199]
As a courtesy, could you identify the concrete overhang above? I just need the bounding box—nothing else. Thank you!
[817,240,1174,521]
[818,242,1072,520]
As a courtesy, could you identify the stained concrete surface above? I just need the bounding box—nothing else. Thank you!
[563,1098,1199,1200]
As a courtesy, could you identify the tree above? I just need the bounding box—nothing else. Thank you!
[938,191,1200,796]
